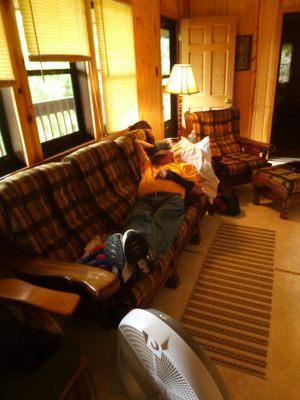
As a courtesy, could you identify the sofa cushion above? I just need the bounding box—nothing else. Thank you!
[0,163,107,261]
[64,140,137,227]
[212,108,241,155]
[188,111,222,158]
[114,134,141,185]
[216,153,268,176]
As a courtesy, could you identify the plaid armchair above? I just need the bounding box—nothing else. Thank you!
[184,108,272,191]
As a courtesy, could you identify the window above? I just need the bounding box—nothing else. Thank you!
[94,0,138,133]
[278,43,293,84]
[16,8,91,157]
[160,18,177,138]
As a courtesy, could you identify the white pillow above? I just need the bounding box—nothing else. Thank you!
[195,136,211,163]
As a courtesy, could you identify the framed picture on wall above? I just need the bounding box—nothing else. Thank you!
[235,35,252,70]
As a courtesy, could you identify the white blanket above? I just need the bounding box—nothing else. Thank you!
[172,137,219,203]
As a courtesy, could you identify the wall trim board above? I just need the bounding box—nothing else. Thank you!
[250,0,280,143]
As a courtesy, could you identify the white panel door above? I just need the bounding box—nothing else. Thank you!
[180,15,237,114]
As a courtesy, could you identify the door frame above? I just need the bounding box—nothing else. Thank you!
[258,4,300,144]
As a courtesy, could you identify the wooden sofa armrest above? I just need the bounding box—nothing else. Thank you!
[1,253,120,301]
[0,278,80,317]
[239,137,274,158]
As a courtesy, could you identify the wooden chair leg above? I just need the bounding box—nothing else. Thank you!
[208,204,216,216]
[280,199,288,220]
[253,186,260,205]
[165,256,180,289]
[190,229,201,245]
[189,215,201,245]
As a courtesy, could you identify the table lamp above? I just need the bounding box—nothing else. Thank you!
[165,64,199,138]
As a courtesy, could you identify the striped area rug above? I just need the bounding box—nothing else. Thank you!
[181,223,275,378]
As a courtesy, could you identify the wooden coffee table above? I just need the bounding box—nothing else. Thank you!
[251,163,300,219]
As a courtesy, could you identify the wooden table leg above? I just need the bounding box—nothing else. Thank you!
[280,199,288,219]
[253,185,260,205]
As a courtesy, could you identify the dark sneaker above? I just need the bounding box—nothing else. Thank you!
[122,229,155,277]
[104,233,133,284]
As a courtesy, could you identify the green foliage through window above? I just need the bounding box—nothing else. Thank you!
[0,129,7,158]
[278,43,293,84]
[28,74,74,103]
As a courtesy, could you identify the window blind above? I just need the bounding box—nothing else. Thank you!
[18,0,90,61]
[0,6,15,86]
[94,0,138,133]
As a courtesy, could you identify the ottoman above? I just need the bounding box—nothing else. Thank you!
[251,163,300,219]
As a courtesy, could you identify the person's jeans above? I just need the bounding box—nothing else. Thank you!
[124,193,185,262]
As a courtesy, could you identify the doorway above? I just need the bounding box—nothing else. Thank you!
[271,12,300,157]
[160,17,177,138]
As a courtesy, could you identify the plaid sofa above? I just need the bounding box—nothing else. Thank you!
[185,108,269,189]
[0,126,208,315]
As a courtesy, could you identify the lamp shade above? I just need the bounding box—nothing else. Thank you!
[165,64,199,95]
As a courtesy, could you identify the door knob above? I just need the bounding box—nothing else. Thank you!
[225,98,232,104]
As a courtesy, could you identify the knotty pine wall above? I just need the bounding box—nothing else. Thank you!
[131,0,185,140]
[188,0,300,143]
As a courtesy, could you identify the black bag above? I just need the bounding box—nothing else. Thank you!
[222,192,240,216]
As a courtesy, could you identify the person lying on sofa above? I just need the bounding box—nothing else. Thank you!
[104,140,203,284]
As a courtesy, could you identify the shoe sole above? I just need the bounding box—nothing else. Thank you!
[123,229,153,275]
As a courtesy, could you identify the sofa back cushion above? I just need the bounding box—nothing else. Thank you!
[0,163,108,261]
[185,108,241,157]
[114,134,141,185]
[64,140,138,226]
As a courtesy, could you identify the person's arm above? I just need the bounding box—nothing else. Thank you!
[156,168,203,199]
[135,140,153,172]
[155,169,195,191]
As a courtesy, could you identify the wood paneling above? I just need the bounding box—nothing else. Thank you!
[161,0,186,19]
[132,0,164,139]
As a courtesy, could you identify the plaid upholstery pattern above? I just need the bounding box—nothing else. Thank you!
[115,134,141,185]
[212,108,241,155]
[216,153,268,176]
[173,206,198,249]
[118,245,174,307]
[252,164,300,196]
[188,111,222,157]
[0,120,210,310]
[64,140,137,227]
[0,163,107,261]
[185,108,241,157]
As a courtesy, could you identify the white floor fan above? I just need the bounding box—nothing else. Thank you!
[118,308,231,400]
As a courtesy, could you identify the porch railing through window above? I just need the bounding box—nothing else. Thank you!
[0,129,7,158]
[33,97,79,143]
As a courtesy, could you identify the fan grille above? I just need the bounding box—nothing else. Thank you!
[120,324,198,400]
